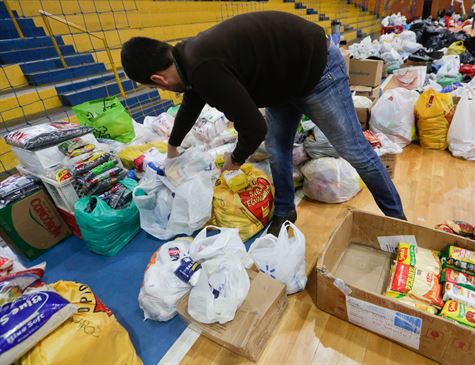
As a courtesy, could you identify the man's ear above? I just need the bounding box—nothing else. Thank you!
[150,73,168,86]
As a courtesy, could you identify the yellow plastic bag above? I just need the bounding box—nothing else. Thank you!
[118,140,167,168]
[209,164,274,242]
[415,89,454,150]
[447,41,467,55]
[21,281,143,365]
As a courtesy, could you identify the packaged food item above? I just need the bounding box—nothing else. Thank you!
[446,220,474,237]
[21,281,143,365]
[363,130,382,148]
[58,137,95,157]
[440,300,475,329]
[4,122,92,150]
[83,159,118,182]
[435,223,455,234]
[397,242,441,274]
[440,268,475,291]
[440,245,475,276]
[70,152,111,176]
[0,289,76,365]
[0,257,13,276]
[390,261,443,307]
[223,169,250,193]
[0,265,45,306]
[443,282,475,307]
[0,174,42,208]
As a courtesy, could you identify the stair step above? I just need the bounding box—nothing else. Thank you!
[25,62,107,86]
[0,2,19,19]
[0,18,45,40]
[19,53,95,74]
[55,70,126,94]
[129,99,174,123]
[0,36,64,52]
[0,45,76,64]
[121,88,160,110]
[60,78,135,106]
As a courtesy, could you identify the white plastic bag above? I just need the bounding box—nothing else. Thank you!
[448,87,475,160]
[190,226,253,268]
[249,221,306,294]
[143,113,174,137]
[133,164,215,240]
[164,148,213,186]
[352,95,373,108]
[373,132,403,156]
[399,30,417,43]
[187,254,250,324]
[301,157,362,203]
[370,88,419,147]
[138,238,194,321]
[436,55,460,79]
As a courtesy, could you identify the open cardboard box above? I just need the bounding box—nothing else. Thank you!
[310,210,475,364]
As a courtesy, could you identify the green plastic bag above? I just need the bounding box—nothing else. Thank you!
[72,97,135,143]
[75,179,140,256]
[437,74,463,88]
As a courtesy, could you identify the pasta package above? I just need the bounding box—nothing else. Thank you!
[390,262,443,307]
[443,282,475,308]
[397,242,440,274]
[441,300,475,329]
[440,268,475,291]
[440,246,475,276]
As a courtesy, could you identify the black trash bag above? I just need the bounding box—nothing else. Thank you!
[460,52,475,65]
[428,50,444,59]
[465,37,475,56]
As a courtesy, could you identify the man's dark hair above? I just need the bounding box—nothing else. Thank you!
[121,37,174,85]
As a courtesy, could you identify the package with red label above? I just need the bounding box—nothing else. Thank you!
[441,300,475,329]
[440,245,475,276]
[209,164,274,242]
[440,268,475,291]
[397,242,441,275]
[390,261,444,308]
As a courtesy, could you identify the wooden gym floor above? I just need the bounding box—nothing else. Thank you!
[180,144,474,364]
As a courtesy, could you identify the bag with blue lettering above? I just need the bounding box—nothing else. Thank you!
[249,221,307,294]
[0,289,76,364]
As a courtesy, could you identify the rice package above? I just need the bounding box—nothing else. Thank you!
[440,246,475,276]
[209,164,274,242]
[5,122,92,150]
[0,289,76,364]
[443,282,475,307]
[397,242,441,274]
[441,300,475,329]
[440,268,475,291]
[21,281,142,365]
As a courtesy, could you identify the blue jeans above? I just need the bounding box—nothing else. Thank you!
[265,44,404,219]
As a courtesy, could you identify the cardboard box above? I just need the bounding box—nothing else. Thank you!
[349,59,384,87]
[311,210,475,365]
[177,271,288,361]
[340,48,350,74]
[356,107,370,130]
[12,133,98,176]
[351,85,380,100]
[380,153,397,178]
[0,189,71,259]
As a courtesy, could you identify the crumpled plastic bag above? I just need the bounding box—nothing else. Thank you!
[301,157,363,203]
[352,95,373,108]
[303,126,339,159]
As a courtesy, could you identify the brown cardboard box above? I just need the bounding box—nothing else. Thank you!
[340,48,350,74]
[310,210,475,365]
[177,271,288,361]
[380,153,397,178]
[0,189,71,259]
[349,59,384,87]
[351,85,380,100]
[356,107,370,130]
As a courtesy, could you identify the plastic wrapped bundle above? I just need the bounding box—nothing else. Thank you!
[300,157,362,203]
[303,127,339,159]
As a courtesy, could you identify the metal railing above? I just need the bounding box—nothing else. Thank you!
[3,0,24,38]
[38,9,126,98]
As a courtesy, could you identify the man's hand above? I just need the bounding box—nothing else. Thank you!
[167,144,180,159]
[221,152,242,172]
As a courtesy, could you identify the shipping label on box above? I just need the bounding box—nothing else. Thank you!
[0,189,70,259]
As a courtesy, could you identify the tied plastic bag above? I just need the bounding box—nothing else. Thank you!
[189,226,253,269]
[436,55,460,79]
[187,254,250,324]
[249,221,306,294]
[415,89,454,150]
[139,238,195,322]
[370,88,420,147]
[72,97,135,143]
[292,145,309,166]
[209,164,274,242]
[133,164,215,240]
[447,41,467,55]
[21,281,142,365]
[75,179,141,256]
[372,132,403,156]
[447,86,475,160]
[164,148,213,187]
[301,157,363,203]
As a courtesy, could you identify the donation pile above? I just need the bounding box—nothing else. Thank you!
[435,220,475,238]
[384,241,475,329]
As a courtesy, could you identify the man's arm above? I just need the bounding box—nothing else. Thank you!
[168,90,206,152]
[191,61,267,163]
